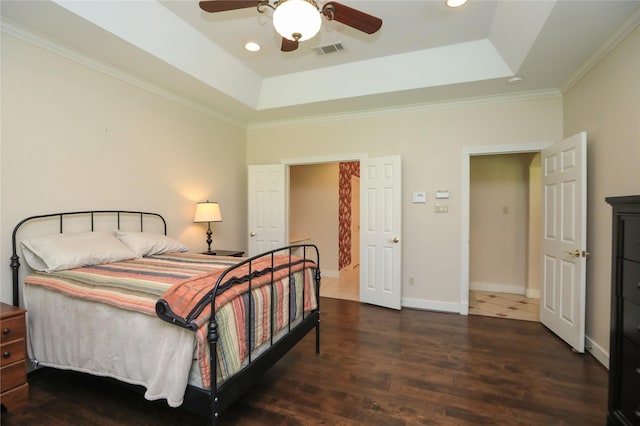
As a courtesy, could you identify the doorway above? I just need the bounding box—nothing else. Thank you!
[289,162,360,302]
[468,153,541,321]
[460,142,552,316]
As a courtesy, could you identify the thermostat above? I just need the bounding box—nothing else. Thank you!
[412,192,426,203]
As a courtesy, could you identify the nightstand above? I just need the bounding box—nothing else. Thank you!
[202,250,245,257]
[1,302,28,411]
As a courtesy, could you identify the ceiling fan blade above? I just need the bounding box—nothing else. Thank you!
[322,2,382,34]
[281,37,299,52]
[199,1,259,13]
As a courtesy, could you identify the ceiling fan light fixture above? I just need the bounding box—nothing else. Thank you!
[273,0,322,42]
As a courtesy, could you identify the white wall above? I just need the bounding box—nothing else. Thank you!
[563,25,640,363]
[0,35,247,304]
[247,97,563,307]
[289,163,340,275]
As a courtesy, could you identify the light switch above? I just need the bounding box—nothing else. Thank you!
[435,190,450,199]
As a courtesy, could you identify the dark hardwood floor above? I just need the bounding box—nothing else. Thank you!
[1,297,608,425]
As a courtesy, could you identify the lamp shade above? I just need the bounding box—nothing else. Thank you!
[194,201,222,223]
[273,0,322,42]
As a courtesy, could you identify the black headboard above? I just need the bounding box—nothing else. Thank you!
[10,210,167,307]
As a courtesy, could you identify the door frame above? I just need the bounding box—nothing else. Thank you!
[460,142,552,315]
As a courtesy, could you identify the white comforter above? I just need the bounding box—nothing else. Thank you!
[25,285,198,407]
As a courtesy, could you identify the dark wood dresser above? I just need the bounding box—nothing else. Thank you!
[606,195,640,425]
[0,302,29,411]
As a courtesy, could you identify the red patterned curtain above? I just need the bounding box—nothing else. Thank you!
[338,161,360,270]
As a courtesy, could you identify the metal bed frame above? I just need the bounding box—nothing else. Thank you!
[10,210,321,425]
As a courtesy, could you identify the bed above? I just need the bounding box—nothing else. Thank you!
[9,210,321,425]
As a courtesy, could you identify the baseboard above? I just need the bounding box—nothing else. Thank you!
[585,335,609,369]
[402,297,461,314]
[470,281,525,295]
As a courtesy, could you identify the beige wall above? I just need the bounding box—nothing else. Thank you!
[563,25,640,361]
[469,153,536,294]
[247,98,563,307]
[0,35,247,303]
[289,163,339,275]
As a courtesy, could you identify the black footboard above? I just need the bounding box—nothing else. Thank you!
[182,244,321,425]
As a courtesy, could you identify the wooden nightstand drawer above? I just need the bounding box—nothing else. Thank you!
[0,383,28,411]
[0,302,28,411]
[1,339,26,367]
[1,361,26,393]
[1,315,26,344]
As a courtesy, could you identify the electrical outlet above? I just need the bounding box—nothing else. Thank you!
[408,276,415,286]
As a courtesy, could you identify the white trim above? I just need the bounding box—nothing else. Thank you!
[460,142,553,315]
[585,335,609,369]
[470,281,525,295]
[402,297,460,314]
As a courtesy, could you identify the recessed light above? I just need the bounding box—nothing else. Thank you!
[446,0,468,7]
[245,42,261,52]
[508,76,523,85]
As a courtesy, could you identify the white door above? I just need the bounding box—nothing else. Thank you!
[248,164,286,256]
[360,155,402,310]
[541,132,587,352]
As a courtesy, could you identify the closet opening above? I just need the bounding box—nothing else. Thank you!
[468,152,541,321]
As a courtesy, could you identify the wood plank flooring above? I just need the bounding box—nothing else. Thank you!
[1,297,608,425]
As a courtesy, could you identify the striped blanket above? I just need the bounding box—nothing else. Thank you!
[24,252,318,388]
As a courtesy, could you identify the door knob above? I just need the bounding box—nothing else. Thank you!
[249,232,256,237]
[392,237,399,243]
[565,250,580,258]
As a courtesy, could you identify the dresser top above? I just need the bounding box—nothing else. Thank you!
[606,195,640,206]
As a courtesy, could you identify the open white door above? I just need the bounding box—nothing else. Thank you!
[248,164,286,256]
[541,132,587,352]
[360,155,402,310]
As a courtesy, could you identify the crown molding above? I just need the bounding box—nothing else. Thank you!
[247,88,561,129]
[561,7,640,95]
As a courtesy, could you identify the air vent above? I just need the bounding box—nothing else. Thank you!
[314,42,344,55]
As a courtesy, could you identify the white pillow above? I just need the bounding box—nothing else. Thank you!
[115,230,188,258]
[21,231,138,272]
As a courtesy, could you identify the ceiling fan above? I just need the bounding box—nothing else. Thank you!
[199,0,383,52]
